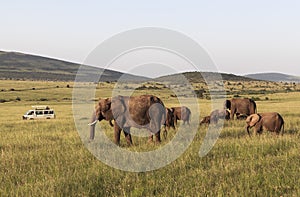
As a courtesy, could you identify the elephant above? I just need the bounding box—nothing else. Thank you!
[165,108,176,130]
[89,95,166,145]
[225,98,257,120]
[171,106,191,126]
[245,112,284,136]
[200,116,210,125]
[209,109,230,124]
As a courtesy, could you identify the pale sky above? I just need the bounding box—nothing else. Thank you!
[1,0,299,77]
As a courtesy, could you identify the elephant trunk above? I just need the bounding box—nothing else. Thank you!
[89,111,97,140]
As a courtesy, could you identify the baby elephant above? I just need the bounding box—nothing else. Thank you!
[200,116,210,125]
[245,112,284,136]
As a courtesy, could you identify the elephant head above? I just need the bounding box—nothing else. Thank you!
[245,114,261,136]
[89,97,114,140]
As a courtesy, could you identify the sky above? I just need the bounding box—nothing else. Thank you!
[0,0,300,77]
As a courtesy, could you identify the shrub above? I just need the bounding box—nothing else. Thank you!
[16,97,21,101]
[0,99,7,103]
[251,97,261,101]
[40,98,48,101]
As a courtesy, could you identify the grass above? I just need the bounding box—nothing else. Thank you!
[0,80,300,196]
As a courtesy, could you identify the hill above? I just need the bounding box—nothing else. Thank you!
[0,50,259,83]
[0,51,149,82]
[155,71,256,83]
[245,73,300,82]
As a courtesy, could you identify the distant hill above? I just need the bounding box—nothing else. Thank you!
[0,51,149,82]
[245,73,300,82]
[0,50,259,83]
[155,71,256,83]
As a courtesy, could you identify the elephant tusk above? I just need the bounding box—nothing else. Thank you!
[88,120,98,126]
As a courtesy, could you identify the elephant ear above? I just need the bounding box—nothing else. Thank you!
[225,100,231,110]
[247,114,260,127]
[111,96,126,120]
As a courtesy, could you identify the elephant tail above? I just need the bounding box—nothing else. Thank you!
[281,122,284,136]
[187,110,191,124]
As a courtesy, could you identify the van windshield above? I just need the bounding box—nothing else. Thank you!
[26,111,34,115]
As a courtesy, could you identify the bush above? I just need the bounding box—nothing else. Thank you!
[16,97,21,101]
[40,98,48,101]
[0,99,7,103]
[251,97,261,101]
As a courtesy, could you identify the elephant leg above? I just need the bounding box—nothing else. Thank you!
[155,131,161,143]
[114,123,122,145]
[123,127,132,146]
[230,110,235,120]
[163,126,168,139]
[148,134,154,143]
[174,117,178,126]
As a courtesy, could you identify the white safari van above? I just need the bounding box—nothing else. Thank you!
[22,106,56,120]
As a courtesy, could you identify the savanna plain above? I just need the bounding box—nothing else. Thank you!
[0,80,300,196]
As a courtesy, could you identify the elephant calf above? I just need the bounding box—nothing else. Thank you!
[209,109,230,124]
[200,116,210,125]
[245,112,284,136]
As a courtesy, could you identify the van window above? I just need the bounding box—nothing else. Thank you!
[36,111,43,115]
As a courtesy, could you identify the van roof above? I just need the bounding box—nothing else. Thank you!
[31,105,51,110]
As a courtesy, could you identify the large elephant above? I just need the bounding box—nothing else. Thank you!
[245,112,284,136]
[225,98,257,120]
[209,109,230,124]
[171,106,191,126]
[89,95,166,145]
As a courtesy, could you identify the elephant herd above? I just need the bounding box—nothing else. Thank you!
[89,95,284,146]
[200,98,284,136]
